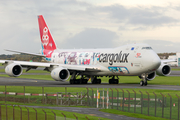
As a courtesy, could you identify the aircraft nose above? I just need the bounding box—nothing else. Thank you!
[152,56,161,69]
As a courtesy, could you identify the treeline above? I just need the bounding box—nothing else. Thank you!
[157,53,176,59]
[0,54,42,62]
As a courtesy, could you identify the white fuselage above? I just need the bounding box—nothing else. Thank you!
[47,44,161,76]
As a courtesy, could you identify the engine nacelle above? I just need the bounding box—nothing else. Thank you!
[139,72,156,81]
[5,63,23,77]
[51,67,70,81]
[146,72,156,81]
[156,64,171,76]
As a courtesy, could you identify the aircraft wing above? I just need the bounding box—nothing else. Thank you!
[4,49,45,57]
[0,60,104,71]
[161,59,177,64]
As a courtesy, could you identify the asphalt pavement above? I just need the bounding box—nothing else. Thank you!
[25,106,145,120]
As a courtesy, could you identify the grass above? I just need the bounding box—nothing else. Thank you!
[0,74,54,80]
[0,69,49,73]
[100,109,169,120]
[0,85,179,98]
[172,68,180,71]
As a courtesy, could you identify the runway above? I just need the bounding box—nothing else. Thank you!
[169,71,180,76]
[0,76,179,90]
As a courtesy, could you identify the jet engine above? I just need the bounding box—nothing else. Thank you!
[5,63,23,77]
[156,64,171,76]
[139,72,156,81]
[51,67,70,81]
[146,72,156,81]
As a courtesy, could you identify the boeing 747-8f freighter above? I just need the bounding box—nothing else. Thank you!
[0,15,174,86]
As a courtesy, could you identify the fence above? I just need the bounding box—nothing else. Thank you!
[0,86,88,106]
[0,104,93,120]
[0,86,179,120]
[87,88,180,120]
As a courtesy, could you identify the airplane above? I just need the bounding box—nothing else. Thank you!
[0,15,175,86]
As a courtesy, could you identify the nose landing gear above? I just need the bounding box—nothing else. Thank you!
[140,74,148,86]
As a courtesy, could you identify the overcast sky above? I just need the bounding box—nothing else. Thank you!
[1,0,180,54]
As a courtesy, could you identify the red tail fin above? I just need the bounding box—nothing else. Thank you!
[38,15,57,50]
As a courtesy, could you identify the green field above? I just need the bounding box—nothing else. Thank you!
[100,109,169,120]
[0,69,49,73]
[171,68,180,71]
[0,85,180,98]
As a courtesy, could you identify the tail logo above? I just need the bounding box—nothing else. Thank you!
[42,27,49,46]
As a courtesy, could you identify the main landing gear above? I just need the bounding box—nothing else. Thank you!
[69,72,119,85]
[140,74,148,86]
[69,72,88,84]
[91,76,101,84]
[109,76,119,84]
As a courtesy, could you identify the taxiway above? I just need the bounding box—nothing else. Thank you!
[0,76,179,90]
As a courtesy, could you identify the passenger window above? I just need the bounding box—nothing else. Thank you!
[142,47,152,50]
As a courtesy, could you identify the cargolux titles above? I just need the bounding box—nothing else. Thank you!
[99,51,129,65]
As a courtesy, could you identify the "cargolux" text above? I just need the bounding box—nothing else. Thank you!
[99,51,129,65]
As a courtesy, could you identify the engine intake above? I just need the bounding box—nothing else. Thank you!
[139,72,156,81]
[156,64,171,76]
[146,72,156,81]
[5,63,23,77]
[51,67,70,81]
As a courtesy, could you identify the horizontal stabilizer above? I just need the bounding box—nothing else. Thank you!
[4,49,46,57]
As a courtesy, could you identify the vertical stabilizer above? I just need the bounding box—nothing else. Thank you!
[38,15,57,50]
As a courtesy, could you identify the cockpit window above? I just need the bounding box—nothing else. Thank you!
[142,47,152,50]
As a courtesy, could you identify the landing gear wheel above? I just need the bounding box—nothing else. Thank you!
[140,80,144,86]
[92,80,96,84]
[144,81,148,86]
[109,79,119,84]
[80,79,88,84]
[115,79,119,84]
[92,79,101,84]
[74,79,80,84]
[109,79,112,84]
[70,80,74,84]
[97,79,101,84]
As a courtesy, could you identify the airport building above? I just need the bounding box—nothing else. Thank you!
[168,52,180,67]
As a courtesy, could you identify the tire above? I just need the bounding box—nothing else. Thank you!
[70,80,74,84]
[140,80,144,86]
[115,79,119,84]
[92,80,96,84]
[74,79,80,84]
[97,79,101,84]
[81,79,88,84]
[109,79,112,84]
[144,81,148,86]
[84,80,88,84]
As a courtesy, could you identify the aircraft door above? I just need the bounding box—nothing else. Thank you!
[132,46,142,69]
